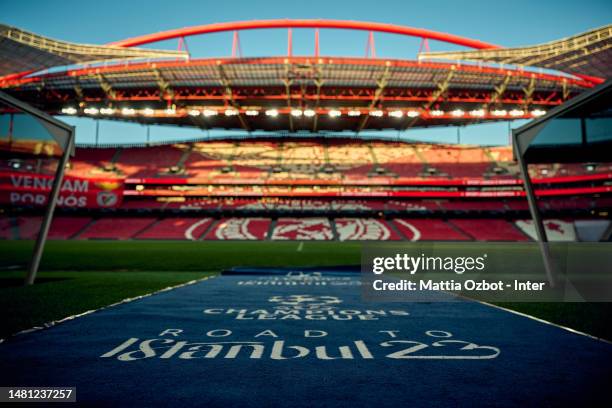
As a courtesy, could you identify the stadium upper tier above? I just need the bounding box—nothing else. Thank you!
[0,24,188,78]
[0,19,605,131]
[6,139,610,184]
[419,24,612,80]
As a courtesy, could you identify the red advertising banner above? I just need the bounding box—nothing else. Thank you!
[125,172,612,187]
[123,185,611,199]
[0,171,125,209]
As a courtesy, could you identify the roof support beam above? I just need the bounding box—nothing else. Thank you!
[403,67,455,130]
[73,77,84,105]
[311,63,324,132]
[283,71,294,132]
[154,69,174,102]
[562,79,570,100]
[311,79,324,132]
[357,65,390,132]
[218,65,250,131]
[487,74,512,108]
[96,74,116,100]
[522,75,536,109]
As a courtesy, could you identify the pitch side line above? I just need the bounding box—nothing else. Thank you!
[461,295,612,345]
[0,275,217,345]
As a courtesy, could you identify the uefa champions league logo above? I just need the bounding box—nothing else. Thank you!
[268,295,342,310]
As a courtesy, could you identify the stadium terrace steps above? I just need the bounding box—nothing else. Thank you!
[439,200,508,212]
[47,217,93,239]
[505,200,530,211]
[120,199,168,210]
[14,216,41,240]
[546,197,593,211]
[165,199,221,211]
[3,215,607,242]
[205,217,271,240]
[335,218,402,241]
[67,141,612,182]
[386,200,439,211]
[135,217,213,240]
[78,217,157,240]
[271,218,334,240]
[595,196,612,209]
[392,218,471,241]
[69,148,117,176]
[0,216,15,239]
[113,146,184,177]
[115,197,550,213]
[449,219,529,241]
[0,216,94,240]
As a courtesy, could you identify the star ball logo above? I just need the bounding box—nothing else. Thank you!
[268,295,342,310]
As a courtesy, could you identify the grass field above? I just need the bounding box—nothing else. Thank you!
[0,240,610,341]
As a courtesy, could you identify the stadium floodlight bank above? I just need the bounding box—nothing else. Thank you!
[0,90,75,285]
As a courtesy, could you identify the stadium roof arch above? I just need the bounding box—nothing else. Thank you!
[0,19,606,133]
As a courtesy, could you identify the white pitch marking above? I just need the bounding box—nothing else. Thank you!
[458,295,612,345]
[297,242,304,252]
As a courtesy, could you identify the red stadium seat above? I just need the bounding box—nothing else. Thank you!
[545,197,593,211]
[0,216,15,239]
[11,216,41,239]
[505,200,529,211]
[393,218,470,241]
[335,218,402,240]
[79,217,156,240]
[120,200,168,210]
[271,218,333,240]
[450,219,529,241]
[67,142,611,182]
[386,200,439,211]
[205,218,271,240]
[165,199,221,211]
[439,200,507,212]
[114,146,184,177]
[593,196,612,209]
[70,148,118,176]
[48,217,93,239]
[136,218,213,240]
[5,216,95,240]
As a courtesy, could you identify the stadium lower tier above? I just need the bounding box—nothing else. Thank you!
[2,215,605,242]
[119,196,612,213]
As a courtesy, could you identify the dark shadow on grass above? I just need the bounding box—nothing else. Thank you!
[0,277,73,288]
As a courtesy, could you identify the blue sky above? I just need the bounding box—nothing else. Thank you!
[4,0,611,145]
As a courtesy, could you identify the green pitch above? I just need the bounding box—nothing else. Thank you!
[0,240,610,341]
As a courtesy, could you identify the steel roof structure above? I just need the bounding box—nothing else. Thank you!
[0,24,188,79]
[0,19,605,133]
[0,57,593,132]
[419,25,612,81]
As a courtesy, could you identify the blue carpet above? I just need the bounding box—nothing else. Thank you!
[1,267,611,407]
